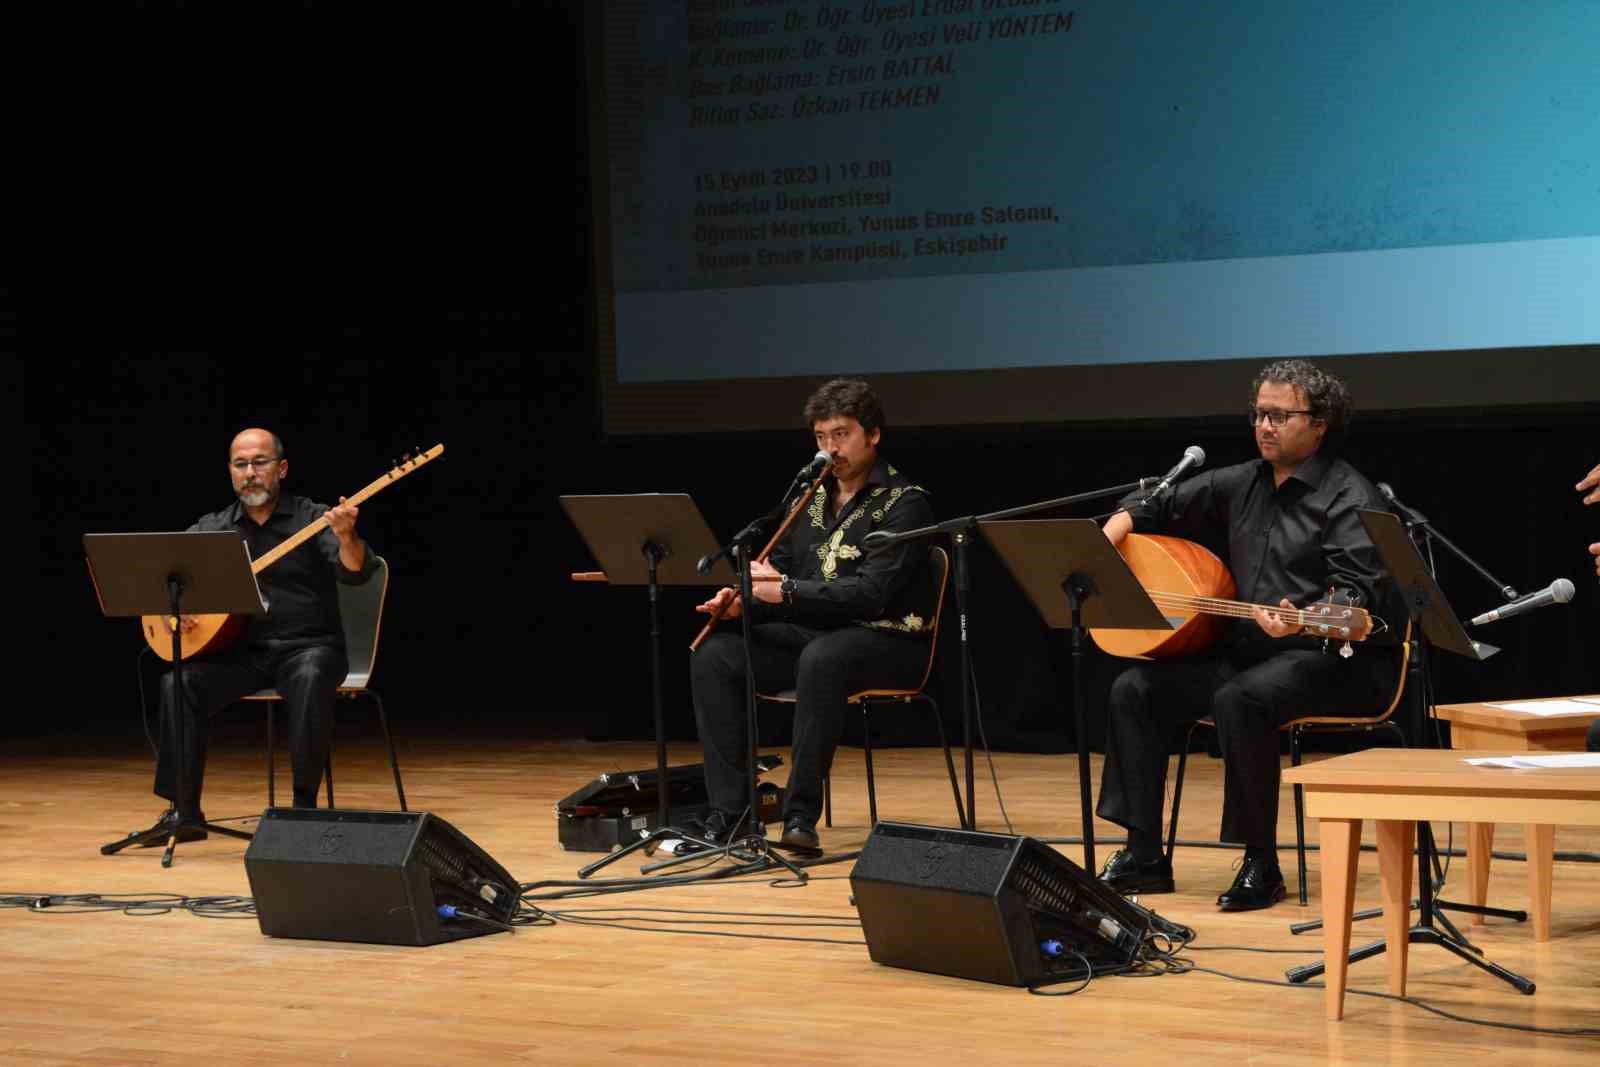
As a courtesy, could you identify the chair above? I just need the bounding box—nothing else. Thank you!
[756,545,965,830]
[241,555,408,811]
[1164,621,1413,905]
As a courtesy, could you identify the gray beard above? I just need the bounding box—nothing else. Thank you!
[239,488,272,507]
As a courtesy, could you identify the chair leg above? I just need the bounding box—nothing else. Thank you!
[861,702,878,828]
[324,709,335,809]
[925,695,966,830]
[1381,722,1406,749]
[266,700,277,809]
[369,691,407,811]
[1291,726,1307,906]
[1166,721,1200,864]
[823,774,832,828]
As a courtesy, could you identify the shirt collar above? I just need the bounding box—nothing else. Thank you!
[829,455,897,495]
[227,492,295,525]
[1259,449,1332,491]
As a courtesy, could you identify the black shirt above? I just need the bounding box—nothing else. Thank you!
[759,457,936,636]
[1121,450,1401,658]
[189,493,378,649]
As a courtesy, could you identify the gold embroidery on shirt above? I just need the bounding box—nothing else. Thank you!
[818,528,865,579]
[861,613,926,634]
[807,484,828,530]
[815,493,875,580]
[872,485,918,522]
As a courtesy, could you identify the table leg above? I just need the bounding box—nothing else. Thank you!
[1376,819,1414,997]
[1467,822,1494,925]
[1526,823,1555,942]
[1320,817,1362,1021]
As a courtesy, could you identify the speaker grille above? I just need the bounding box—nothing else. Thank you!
[418,827,469,885]
[1010,851,1078,916]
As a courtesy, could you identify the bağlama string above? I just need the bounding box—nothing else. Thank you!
[1147,590,1361,626]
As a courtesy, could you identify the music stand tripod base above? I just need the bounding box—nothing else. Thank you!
[85,531,270,867]
[559,493,735,880]
[1283,510,1533,995]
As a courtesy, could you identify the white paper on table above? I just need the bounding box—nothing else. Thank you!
[1573,697,1600,706]
[1465,754,1600,769]
[1485,699,1600,716]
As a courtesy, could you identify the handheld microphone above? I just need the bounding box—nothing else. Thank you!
[796,450,831,480]
[1469,579,1575,626]
[1146,445,1205,501]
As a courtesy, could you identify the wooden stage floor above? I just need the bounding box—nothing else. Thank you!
[3,727,1598,1064]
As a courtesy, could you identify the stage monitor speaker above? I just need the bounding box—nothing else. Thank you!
[244,808,520,946]
[850,822,1152,987]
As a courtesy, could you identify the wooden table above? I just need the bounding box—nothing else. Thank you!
[1434,695,1600,940]
[1283,748,1600,1021]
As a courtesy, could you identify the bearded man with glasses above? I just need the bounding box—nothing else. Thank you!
[132,427,378,845]
[1092,360,1404,911]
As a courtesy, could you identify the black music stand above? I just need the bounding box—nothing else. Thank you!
[1286,509,1531,994]
[86,531,267,867]
[559,493,734,876]
[637,528,811,882]
[977,518,1173,874]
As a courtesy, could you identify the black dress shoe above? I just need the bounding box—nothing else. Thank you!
[692,810,758,848]
[1216,853,1287,911]
[1097,848,1175,895]
[135,808,208,848]
[778,817,819,851]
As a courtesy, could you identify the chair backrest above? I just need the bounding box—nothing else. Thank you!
[1289,618,1414,729]
[337,555,389,691]
[905,544,951,694]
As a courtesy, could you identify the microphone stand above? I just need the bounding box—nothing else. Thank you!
[643,468,820,881]
[1286,503,1530,988]
[864,478,1155,862]
[1385,493,1518,602]
[1385,501,1528,924]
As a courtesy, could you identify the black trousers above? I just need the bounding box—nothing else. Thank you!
[691,623,930,826]
[155,642,347,817]
[1096,643,1400,852]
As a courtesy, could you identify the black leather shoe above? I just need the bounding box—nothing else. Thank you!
[1216,853,1287,911]
[135,808,208,848]
[693,810,758,847]
[778,817,820,851]
[1097,848,1175,895]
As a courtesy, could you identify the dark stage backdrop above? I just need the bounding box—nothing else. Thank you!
[23,347,1600,751]
[17,2,1599,759]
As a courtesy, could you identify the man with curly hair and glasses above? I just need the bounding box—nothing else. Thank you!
[1093,360,1405,911]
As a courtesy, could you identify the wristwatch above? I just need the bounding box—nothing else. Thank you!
[780,575,797,606]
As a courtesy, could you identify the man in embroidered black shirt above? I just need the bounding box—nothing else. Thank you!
[1094,360,1404,910]
[691,379,936,851]
[135,427,378,844]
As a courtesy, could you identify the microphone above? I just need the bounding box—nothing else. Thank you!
[1376,481,1429,527]
[1146,445,1205,501]
[697,453,830,575]
[796,450,831,480]
[1469,579,1576,626]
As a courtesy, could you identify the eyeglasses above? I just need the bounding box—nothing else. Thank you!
[1248,408,1313,428]
[230,457,281,472]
